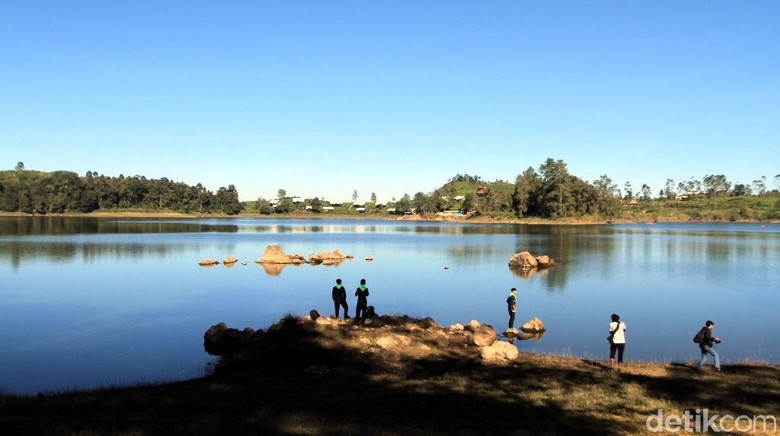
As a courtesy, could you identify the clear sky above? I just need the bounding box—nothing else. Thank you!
[2,1,778,202]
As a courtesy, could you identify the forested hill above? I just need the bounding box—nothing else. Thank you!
[3,159,778,221]
[0,166,242,215]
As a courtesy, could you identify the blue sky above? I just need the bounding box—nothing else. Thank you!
[2,1,778,202]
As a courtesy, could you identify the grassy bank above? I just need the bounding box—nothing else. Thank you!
[2,315,778,435]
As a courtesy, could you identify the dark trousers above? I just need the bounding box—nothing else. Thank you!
[334,299,349,318]
[355,301,368,323]
[610,343,625,362]
[508,310,516,329]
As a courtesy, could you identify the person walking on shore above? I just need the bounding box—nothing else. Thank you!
[694,320,721,372]
[608,314,627,371]
[355,279,370,324]
[331,278,349,319]
[507,288,518,330]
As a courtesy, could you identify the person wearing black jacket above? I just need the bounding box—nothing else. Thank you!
[506,288,518,330]
[331,278,349,319]
[695,320,722,371]
[355,279,369,324]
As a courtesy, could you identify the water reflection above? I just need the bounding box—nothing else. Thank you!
[0,217,239,235]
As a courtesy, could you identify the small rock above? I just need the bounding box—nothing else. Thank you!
[309,310,321,321]
[449,323,465,331]
[223,256,238,265]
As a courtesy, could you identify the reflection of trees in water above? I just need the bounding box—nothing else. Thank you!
[0,217,238,235]
[0,242,189,270]
[446,245,507,268]
[509,227,622,293]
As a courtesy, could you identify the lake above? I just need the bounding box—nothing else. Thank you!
[1,217,778,395]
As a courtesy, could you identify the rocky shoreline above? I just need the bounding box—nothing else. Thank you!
[1,312,778,434]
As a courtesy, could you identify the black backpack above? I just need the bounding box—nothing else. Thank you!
[693,327,706,344]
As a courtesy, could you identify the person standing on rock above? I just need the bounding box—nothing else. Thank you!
[332,278,349,319]
[507,288,518,330]
[608,314,627,371]
[355,279,370,323]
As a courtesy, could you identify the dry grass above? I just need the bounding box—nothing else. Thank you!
[2,315,778,435]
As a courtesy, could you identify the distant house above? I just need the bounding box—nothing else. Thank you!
[476,187,490,197]
[386,208,397,214]
[355,207,366,213]
[292,197,304,204]
[305,205,312,210]
[322,206,335,212]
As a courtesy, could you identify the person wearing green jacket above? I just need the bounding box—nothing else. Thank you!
[331,278,349,319]
[355,279,370,324]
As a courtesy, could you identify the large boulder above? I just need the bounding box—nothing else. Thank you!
[257,244,295,264]
[508,251,538,270]
[521,317,546,333]
[308,250,345,265]
[472,324,497,347]
[479,341,519,362]
[535,255,557,268]
[203,322,252,355]
[198,258,219,266]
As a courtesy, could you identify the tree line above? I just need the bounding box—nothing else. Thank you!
[0,162,242,215]
[399,158,779,219]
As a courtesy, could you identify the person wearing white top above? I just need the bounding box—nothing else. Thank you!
[609,314,627,371]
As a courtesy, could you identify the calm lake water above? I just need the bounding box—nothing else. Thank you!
[1,217,778,395]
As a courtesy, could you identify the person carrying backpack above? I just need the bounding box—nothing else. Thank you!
[694,320,721,372]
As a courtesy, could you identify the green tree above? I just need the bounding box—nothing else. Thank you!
[592,174,620,216]
[664,179,676,200]
[371,192,377,203]
[732,184,751,196]
[352,190,359,203]
[256,198,273,214]
[752,177,767,196]
[215,185,242,215]
[623,182,633,200]
[512,167,541,217]
[461,193,475,213]
[640,184,652,201]
[396,193,411,213]
[310,197,322,213]
[538,158,573,218]
[702,174,730,197]
[277,189,287,200]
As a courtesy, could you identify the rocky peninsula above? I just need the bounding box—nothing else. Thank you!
[1,313,778,435]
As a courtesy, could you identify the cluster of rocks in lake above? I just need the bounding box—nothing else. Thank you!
[507,251,557,277]
[204,312,545,365]
[198,244,375,268]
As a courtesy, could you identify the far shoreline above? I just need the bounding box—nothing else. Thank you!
[1,210,778,225]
